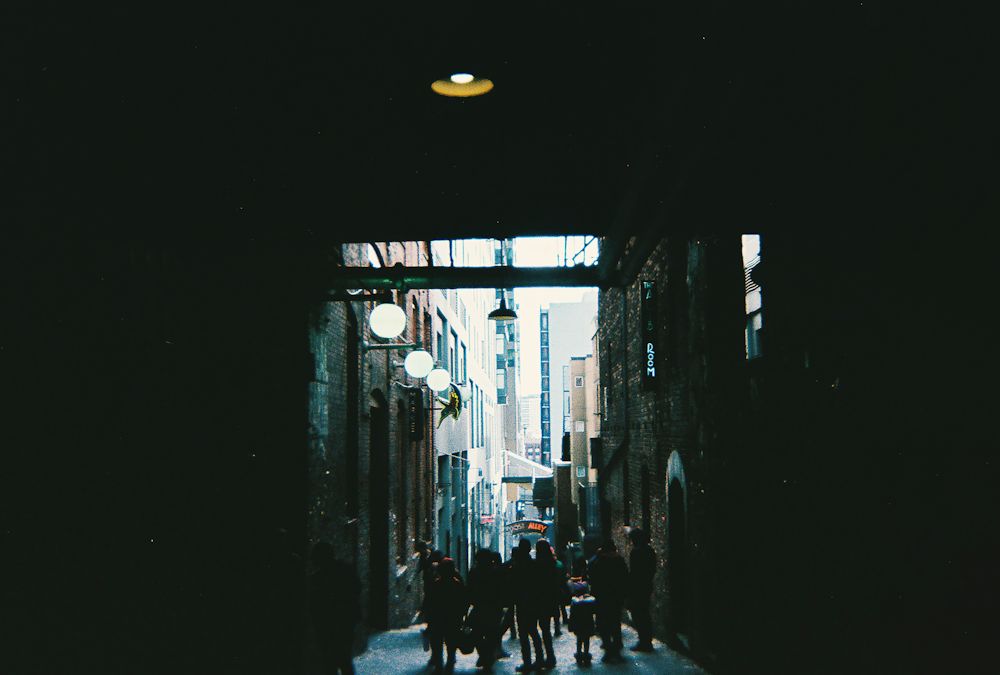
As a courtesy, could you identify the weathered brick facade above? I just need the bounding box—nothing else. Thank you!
[307,242,436,641]
[596,229,994,674]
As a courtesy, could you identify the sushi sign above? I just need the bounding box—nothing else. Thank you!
[509,520,548,536]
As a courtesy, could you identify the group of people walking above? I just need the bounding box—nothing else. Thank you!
[419,529,657,674]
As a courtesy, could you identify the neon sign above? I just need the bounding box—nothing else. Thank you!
[641,280,657,390]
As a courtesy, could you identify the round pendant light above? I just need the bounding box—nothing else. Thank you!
[431,73,494,98]
[369,303,407,339]
[426,368,452,392]
[404,350,435,378]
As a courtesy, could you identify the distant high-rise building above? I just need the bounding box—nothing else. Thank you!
[539,291,598,466]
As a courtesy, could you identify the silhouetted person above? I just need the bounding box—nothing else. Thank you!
[262,526,306,672]
[491,551,511,660]
[308,542,360,675]
[534,539,561,669]
[511,538,543,672]
[420,549,445,656]
[555,546,570,634]
[587,538,628,663]
[499,547,518,643]
[627,529,657,652]
[467,549,504,672]
[568,574,596,665]
[425,557,468,675]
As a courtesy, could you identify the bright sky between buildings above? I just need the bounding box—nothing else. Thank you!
[513,237,599,396]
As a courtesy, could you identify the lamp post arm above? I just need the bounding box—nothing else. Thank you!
[361,341,417,351]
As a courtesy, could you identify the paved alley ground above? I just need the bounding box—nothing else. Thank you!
[355,623,709,675]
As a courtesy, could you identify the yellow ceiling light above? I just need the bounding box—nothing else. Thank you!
[432,73,494,97]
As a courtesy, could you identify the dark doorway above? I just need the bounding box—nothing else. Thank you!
[368,390,390,630]
[396,399,408,564]
[668,477,690,635]
[622,460,631,525]
[641,464,651,533]
[345,308,360,561]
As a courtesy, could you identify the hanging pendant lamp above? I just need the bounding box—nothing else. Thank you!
[488,296,517,322]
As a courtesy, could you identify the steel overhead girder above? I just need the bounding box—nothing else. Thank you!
[327,264,606,291]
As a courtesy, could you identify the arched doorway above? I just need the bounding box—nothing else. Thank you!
[667,451,690,642]
[345,308,360,564]
[368,389,390,630]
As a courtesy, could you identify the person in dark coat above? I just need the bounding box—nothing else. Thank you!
[425,557,468,675]
[533,539,561,669]
[587,538,628,663]
[554,546,570,635]
[420,550,445,656]
[510,538,543,672]
[627,529,657,652]
[498,547,517,644]
[467,548,505,672]
[308,542,361,675]
[568,575,596,665]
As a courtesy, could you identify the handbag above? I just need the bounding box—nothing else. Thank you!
[457,616,476,655]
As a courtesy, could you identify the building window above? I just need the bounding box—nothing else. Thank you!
[576,466,586,478]
[451,329,458,375]
[743,234,763,359]
[437,311,448,362]
[575,420,585,432]
[461,343,467,382]
[574,376,584,387]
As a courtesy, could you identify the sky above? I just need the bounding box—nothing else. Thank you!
[512,237,599,396]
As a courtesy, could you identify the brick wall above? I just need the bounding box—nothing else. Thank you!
[598,234,764,670]
[306,242,434,641]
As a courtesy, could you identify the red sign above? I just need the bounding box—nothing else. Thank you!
[509,520,548,536]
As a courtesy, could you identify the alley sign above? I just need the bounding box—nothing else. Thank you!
[509,520,549,536]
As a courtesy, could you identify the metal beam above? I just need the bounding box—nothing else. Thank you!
[326,264,605,291]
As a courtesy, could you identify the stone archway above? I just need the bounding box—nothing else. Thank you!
[667,451,691,642]
[368,389,390,630]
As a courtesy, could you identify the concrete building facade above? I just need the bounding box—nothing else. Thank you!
[539,291,598,467]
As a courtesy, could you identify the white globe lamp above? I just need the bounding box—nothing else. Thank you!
[369,303,406,339]
[425,368,452,392]
[403,350,435,378]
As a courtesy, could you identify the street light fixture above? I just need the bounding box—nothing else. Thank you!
[487,295,517,322]
[369,302,407,338]
[403,350,435,378]
[426,368,452,392]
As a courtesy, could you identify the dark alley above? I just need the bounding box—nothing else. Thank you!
[4,4,995,675]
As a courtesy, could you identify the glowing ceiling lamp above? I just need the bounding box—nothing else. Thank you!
[432,73,494,97]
